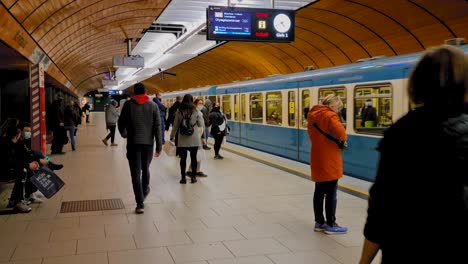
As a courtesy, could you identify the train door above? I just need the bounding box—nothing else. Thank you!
[285,89,300,160]
[298,86,312,162]
[239,92,248,145]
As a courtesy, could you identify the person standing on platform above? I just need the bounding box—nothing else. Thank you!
[209,102,227,159]
[50,94,65,155]
[102,100,120,146]
[359,45,468,264]
[64,101,78,151]
[118,83,162,214]
[200,98,212,150]
[82,101,91,123]
[153,92,167,143]
[166,95,182,131]
[307,94,348,234]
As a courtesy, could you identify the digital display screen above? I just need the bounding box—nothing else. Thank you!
[207,6,295,43]
[108,90,117,95]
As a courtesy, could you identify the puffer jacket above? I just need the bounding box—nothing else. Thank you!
[363,108,468,263]
[307,105,346,182]
[117,95,162,152]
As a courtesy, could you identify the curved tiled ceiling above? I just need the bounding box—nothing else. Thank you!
[142,0,468,93]
[1,0,169,94]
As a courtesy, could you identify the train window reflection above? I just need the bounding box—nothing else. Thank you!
[301,90,310,128]
[319,87,346,127]
[250,93,263,123]
[288,91,296,127]
[222,95,231,119]
[266,92,282,126]
[354,84,393,135]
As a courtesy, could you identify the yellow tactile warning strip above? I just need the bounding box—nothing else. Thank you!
[60,199,125,213]
[219,144,370,198]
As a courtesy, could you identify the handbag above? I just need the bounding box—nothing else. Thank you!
[30,166,65,198]
[163,141,177,156]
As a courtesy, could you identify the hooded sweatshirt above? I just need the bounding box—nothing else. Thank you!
[117,95,162,152]
[307,105,347,182]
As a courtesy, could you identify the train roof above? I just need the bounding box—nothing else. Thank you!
[215,44,468,91]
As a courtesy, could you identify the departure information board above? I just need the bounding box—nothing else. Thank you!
[207,6,295,42]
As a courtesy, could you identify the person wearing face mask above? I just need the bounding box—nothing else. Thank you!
[0,127,39,213]
[307,94,348,234]
[186,98,208,177]
[360,99,378,128]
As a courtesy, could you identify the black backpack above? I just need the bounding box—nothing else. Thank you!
[179,112,194,136]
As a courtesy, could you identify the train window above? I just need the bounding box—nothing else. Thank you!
[266,92,282,126]
[354,84,393,135]
[301,90,310,128]
[250,93,263,123]
[288,91,296,127]
[241,94,246,121]
[222,95,232,119]
[234,95,239,121]
[319,88,346,126]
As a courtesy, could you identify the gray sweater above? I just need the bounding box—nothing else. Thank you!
[117,97,162,152]
[105,104,119,125]
[170,109,204,147]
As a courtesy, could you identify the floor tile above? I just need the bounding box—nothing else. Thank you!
[108,247,174,264]
[223,238,290,257]
[168,242,234,263]
[43,252,108,264]
[12,240,77,260]
[267,251,342,264]
[105,222,158,237]
[77,235,136,254]
[234,223,292,239]
[133,230,191,248]
[186,227,245,243]
[50,226,104,242]
[208,256,274,264]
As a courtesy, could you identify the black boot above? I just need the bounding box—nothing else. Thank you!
[48,162,63,171]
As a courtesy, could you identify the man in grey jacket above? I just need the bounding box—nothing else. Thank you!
[118,83,162,214]
[102,100,119,146]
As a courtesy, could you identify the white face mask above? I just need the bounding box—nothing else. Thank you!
[197,105,203,110]
[24,131,31,139]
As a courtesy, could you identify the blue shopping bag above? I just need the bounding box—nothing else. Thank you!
[30,166,65,198]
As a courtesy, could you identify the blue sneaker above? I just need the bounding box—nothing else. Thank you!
[314,223,326,232]
[324,224,347,234]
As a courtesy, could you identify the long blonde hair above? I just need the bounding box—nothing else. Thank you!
[322,94,343,110]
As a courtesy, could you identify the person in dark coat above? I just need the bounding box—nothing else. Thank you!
[209,102,227,159]
[200,98,212,150]
[64,101,78,151]
[359,45,468,264]
[73,101,82,136]
[49,94,65,154]
[360,99,378,127]
[165,95,182,131]
[82,101,91,123]
[153,92,167,143]
[118,83,162,214]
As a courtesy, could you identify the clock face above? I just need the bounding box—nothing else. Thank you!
[273,14,291,33]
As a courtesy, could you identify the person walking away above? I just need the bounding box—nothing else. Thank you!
[359,45,468,264]
[73,101,82,136]
[200,98,212,150]
[307,94,348,234]
[166,95,182,131]
[187,98,208,177]
[64,101,78,151]
[153,92,167,143]
[102,100,120,146]
[169,94,204,184]
[118,83,162,214]
[209,102,227,159]
[82,101,91,123]
[49,94,65,154]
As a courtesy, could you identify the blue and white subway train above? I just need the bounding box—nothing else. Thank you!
[161,44,468,182]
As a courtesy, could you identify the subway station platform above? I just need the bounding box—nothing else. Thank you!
[0,113,380,264]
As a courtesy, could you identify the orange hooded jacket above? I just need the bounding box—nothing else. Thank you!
[307,105,347,182]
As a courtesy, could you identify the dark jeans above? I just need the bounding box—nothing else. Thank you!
[213,134,224,155]
[9,169,37,204]
[86,114,90,123]
[178,147,198,178]
[105,125,116,143]
[126,144,153,208]
[313,180,338,226]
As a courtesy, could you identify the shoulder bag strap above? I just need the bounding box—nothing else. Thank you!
[313,123,341,147]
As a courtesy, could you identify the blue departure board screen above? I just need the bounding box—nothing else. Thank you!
[207,6,294,43]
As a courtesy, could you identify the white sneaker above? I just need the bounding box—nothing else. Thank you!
[15,202,32,213]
